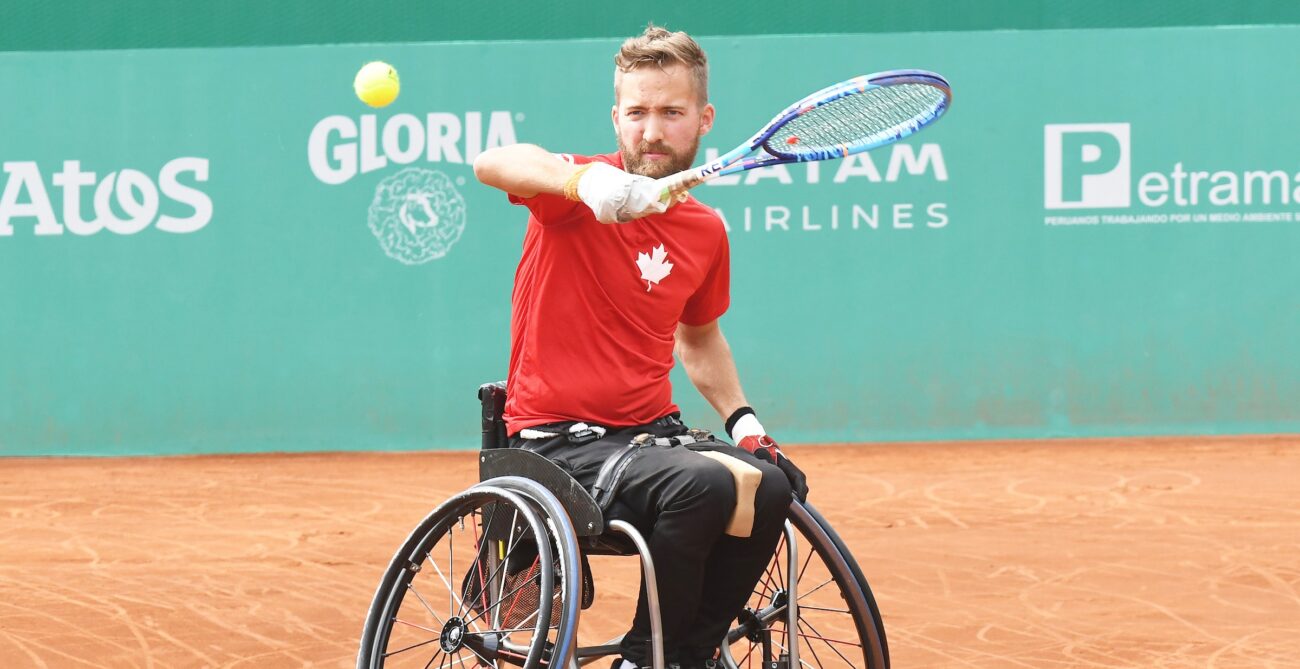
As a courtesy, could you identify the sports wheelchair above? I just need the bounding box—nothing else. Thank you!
[358,382,888,669]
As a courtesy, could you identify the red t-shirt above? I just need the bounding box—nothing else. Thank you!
[504,152,730,434]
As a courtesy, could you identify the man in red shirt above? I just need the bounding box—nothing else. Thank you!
[474,25,808,669]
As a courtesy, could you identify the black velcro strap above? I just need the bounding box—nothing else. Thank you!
[724,406,756,437]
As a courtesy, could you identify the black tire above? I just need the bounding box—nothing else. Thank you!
[803,503,888,669]
[478,475,585,669]
[357,485,572,669]
[721,502,888,669]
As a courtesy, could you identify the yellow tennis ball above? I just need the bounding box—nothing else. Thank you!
[354,61,400,108]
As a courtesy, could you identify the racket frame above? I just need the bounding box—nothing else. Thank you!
[655,69,951,202]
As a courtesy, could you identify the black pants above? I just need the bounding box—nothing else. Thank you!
[510,415,792,665]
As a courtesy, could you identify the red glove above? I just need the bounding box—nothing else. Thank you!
[737,435,809,503]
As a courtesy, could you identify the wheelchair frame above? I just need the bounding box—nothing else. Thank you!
[357,383,889,669]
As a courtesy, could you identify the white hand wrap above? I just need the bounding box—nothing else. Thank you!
[729,413,767,442]
[619,178,669,222]
[576,163,669,224]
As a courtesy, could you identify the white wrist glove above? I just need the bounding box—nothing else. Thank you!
[576,163,669,223]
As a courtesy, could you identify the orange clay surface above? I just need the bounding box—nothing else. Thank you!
[2,436,1298,668]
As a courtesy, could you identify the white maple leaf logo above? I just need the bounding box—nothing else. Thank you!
[635,244,673,291]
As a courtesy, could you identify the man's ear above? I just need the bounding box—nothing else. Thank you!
[699,103,715,136]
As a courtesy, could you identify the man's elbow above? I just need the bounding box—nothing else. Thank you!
[673,328,692,363]
[675,320,722,358]
[472,148,503,187]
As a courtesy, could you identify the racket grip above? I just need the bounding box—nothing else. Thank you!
[656,171,706,205]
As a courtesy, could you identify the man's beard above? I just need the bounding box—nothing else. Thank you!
[619,136,700,178]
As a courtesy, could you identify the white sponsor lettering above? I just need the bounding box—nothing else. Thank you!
[0,158,212,237]
[1044,123,1131,209]
[713,202,948,232]
[309,111,519,185]
[701,143,948,187]
[1046,123,1300,212]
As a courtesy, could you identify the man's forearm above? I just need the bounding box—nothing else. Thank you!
[472,144,581,198]
[676,324,749,422]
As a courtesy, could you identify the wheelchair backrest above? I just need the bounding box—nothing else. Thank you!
[478,381,508,450]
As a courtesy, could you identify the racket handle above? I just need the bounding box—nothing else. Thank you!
[656,171,707,205]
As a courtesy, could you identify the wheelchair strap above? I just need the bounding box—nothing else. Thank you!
[590,433,652,511]
[589,429,721,512]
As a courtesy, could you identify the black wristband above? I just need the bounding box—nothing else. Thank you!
[724,406,756,437]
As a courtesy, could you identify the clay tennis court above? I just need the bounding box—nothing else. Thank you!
[2,436,1297,668]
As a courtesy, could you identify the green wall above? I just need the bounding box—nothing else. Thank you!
[4,0,1300,51]
[3,19,1299,455]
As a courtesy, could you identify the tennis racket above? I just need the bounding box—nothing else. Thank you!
[656,69,951,203]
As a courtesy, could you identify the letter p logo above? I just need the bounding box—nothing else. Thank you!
[1044,123,1130,209]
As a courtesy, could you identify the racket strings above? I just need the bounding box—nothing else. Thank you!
[769,83,945,157]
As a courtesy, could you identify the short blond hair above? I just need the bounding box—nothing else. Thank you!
[614,24,709,104]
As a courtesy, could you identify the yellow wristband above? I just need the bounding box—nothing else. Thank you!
[562,164,592,202]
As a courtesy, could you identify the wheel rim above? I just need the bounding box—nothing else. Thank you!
[723,509,880,669]
[373,490,561,669]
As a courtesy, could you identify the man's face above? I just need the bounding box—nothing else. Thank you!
[613,64,715,178]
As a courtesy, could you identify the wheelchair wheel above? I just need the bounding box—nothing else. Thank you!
[720,502,889,669]
[802,503,889,667]
[358,485,575,669]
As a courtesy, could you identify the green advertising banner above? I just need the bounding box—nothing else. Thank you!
[3,26,1299,455]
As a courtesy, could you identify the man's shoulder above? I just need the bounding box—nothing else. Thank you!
[669,196,726,229]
